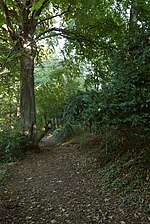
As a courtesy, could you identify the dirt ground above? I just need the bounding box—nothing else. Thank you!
[0,139,149,224]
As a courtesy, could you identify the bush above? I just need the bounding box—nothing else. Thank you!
[94,32,150,137]
[62,90,101,131]
[61,32,150,139]
[0,127,23,163]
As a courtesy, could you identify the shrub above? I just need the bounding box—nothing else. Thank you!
[61,32,150,139]
[95,32,150,138]
[0,126,23,163]
[62,90,101,131]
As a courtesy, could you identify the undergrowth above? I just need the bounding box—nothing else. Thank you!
[96,129,150,206]
[76,125,149,209]
[0,128,24,163]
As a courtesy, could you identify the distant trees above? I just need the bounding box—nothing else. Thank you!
[35,55,81,133]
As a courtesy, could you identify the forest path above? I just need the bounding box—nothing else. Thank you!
[0,139,149,224]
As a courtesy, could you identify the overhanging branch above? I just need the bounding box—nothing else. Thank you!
[36,27,97,48]
[35,27,61,40]
[37,3,72,25]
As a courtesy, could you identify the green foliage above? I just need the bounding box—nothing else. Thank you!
[104,32,150,131]
[31,0,46,11]
[62,90,101,131]
[35,55,81,133]
[0,73,19,128]
[0,0,149,158]
[0,125,23,162]
[0,41,21,162]
[62,32,150,139]
[36,79,65,126]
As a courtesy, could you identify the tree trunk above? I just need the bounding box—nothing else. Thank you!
[129,1,138,32]
[20,43,37,147]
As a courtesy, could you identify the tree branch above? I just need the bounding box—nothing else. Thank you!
[36,26,113,52]
[0,48,14,72]
[0,0,17,40]
[8,9,22,25]
[37,33,61,41]
[13,0,23,9]
[36,3,72,25]
[35,27,59,40]
[36,27,97,47]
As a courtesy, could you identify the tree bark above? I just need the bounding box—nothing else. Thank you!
[129,1,138,32]
[20,41,37,147]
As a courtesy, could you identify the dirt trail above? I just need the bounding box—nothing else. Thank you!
[0,140,149,224]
